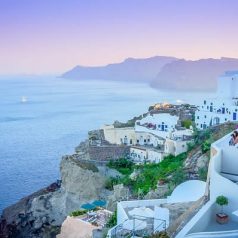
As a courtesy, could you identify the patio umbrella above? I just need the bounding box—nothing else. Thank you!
[129,207,154,219]
[92,200,106,207]
[122,219,147,231]
[81,203,96,210]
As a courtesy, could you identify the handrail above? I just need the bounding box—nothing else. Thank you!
[185,229,238,238]
[107,214,167,237]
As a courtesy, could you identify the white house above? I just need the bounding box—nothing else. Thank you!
[101,125,136,145]
[164,139,189,156]
[195,71,238,129]
[130,146,147,164]
[130,146,165,164]
[135,113,179,139]
[101,125,165,147]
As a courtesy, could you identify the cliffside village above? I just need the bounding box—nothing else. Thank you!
[58,71,238,238]
[100,105,194,164]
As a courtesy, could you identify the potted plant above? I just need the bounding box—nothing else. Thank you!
[216,195,229,224]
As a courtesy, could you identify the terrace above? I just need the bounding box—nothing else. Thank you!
[79,209,112,228]
[176,132,238,238]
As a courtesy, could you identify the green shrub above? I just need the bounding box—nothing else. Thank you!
[107,158,134,175]
[216,195,228,213]
[105,177,121,190]
[171,168,186,186]
[201,140,211,153]
[145,231,170,238]
[181,119,192,129]
[106,210,117,228]
[198,167,208,181]
[70,209,87,217]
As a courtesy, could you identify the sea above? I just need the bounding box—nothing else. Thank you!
[0,76,214,212]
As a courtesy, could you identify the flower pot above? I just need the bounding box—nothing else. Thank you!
[216,213,229,224]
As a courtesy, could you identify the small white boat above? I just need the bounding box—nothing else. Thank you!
[21,96,27,103]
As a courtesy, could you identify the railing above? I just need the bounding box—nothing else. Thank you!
[107,215,166,238]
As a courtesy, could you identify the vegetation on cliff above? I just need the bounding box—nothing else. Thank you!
[106,122,236,197]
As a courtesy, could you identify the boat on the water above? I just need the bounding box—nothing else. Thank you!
[21,96,27,103]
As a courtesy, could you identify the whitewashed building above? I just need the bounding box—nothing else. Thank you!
[195,71,238,129]
[130,146,147,164]
[101,125,165,147]
[135,113,193,140]
[135,113,179,139]
[130,146,164,164]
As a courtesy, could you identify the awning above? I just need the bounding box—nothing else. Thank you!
[92,200,106,207]
[81,203,96,210]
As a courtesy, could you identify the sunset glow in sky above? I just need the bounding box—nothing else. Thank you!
[1,0,238,74]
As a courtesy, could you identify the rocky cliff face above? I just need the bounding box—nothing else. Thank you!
[0,155,108,238]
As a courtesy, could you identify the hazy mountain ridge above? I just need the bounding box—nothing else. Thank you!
[151,57,238,91]
[62,56,178,82]
[62,56,238,91]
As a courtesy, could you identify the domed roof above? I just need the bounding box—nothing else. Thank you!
[168,180,206,203]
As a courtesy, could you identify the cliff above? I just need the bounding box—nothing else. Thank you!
[0,156,108,238]
[151,57,238,91]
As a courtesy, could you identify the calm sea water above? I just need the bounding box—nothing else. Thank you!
[0,76,214,212]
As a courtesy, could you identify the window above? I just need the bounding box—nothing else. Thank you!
[137,139,139,143]
[204,115,206,118]
[197,116,199,119]
[204,100,206,105]
[144,139,146,143]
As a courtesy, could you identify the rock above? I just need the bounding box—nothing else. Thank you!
[184,149,209,179]
[144,185,169,200]
[107,184,130,211]
[196,154,209,170]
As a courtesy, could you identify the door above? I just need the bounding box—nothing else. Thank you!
[233,112,237,121]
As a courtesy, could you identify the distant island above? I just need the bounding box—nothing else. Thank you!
[62,56,238,91]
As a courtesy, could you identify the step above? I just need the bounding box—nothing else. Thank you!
[220,172,238,183]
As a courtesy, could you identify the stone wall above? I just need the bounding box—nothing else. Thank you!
[88,145,130,161]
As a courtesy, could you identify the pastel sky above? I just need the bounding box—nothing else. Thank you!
[0,0,238,74]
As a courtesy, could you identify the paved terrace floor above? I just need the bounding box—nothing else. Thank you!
[204,220,238,232]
